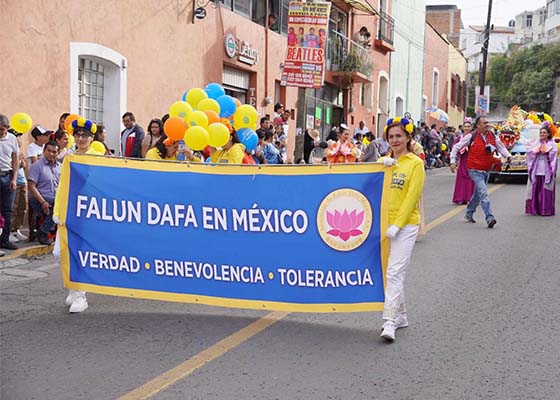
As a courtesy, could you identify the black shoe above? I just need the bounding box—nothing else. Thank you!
[464,215,476,223]
[487,219,497,228]
[0,241,18,250]
[38,233,53,246]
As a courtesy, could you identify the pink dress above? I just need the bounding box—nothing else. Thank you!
[452,135,475,204]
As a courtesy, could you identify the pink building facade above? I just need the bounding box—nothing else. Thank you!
[1,1,389,159]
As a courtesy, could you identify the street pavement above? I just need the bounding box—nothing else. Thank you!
[1,168,559,400]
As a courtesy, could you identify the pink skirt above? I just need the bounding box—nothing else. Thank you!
[453,154,474,204]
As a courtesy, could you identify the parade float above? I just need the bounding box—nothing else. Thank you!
[488,106,558,182]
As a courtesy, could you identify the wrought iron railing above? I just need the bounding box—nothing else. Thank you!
[378,10,394,45]
[326,30,373,79]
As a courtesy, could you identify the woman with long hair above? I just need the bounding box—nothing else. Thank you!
[525,121,558,216]
[142,118,164,158]
[452,117,475,204]
[378,117,426,342]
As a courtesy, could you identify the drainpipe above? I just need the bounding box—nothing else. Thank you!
[264,1,269,108]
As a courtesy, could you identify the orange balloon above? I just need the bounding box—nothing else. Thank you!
[203,110,220,125]
[233,98,242,108]
[164,116,187,141]
[64,114,80,134]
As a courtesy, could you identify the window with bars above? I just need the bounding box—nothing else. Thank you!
[78,58,104,123]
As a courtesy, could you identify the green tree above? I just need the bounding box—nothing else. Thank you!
[487,43,560,113]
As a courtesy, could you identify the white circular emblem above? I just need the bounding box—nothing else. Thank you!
[225,34,236,58]
[317,189,373,252]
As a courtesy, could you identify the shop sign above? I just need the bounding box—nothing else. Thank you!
[249,87,256,107]
[224,34,259,66]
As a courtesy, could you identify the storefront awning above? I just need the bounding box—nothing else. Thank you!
[337,0,379,16]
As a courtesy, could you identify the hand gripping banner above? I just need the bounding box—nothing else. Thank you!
[55,155,391,312]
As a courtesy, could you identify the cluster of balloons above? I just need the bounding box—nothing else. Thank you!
[164,83,260,151]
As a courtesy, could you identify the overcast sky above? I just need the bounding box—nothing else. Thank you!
[426,0,547,27]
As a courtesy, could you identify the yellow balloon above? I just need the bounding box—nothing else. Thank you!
[197,98,221,114]
[233,104,258,130]
[186,88,208,109]
[10,112,33,133]
[184,126,209,151]
[207,123,230,148]
[441,143,447,151]
[90,141,106,154]
[544,113,553,124]
[187,110,209,128]
[169,101,192,119]
[67,134,75,149]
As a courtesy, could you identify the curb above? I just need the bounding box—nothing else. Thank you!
[0,244,54,263]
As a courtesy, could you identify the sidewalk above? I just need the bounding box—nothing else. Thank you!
[0,228,54,262]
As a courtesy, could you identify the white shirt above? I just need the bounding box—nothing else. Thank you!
[354,126,369,136]
[26,142,43,160]
[0,133,20,171]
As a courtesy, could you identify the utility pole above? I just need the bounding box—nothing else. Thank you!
[479,0,493,96]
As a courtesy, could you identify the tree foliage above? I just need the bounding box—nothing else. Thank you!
[487,43,560,112]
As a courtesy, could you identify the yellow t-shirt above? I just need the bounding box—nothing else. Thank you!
[145,147,177,161]
[380,153,425,227]
[210,143,245,164]
[85,148,103,155]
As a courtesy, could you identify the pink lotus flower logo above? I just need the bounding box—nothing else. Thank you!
[326,209,364,241]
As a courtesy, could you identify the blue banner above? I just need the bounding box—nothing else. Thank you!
[56,155,391,312]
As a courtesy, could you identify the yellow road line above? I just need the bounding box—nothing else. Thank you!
[119,183,506,399]
[425,184,504,232]
[118,311,289,400]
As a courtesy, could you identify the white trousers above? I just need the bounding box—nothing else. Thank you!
[383,224,419,322]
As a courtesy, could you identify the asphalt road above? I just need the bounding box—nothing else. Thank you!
[1,168,559,400]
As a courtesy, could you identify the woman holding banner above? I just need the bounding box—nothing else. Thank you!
[378,117,426,342]
[54,118,102,313]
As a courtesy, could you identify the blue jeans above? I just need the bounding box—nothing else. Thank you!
[466,169,495,222]
[0,172,16,242]
[29,195,56,235]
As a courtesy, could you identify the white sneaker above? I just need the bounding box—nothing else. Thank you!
[395,315,409,329]
[14,230,28,241]
[65,291,80,306]
[8,232,20,243]
[380,322,396,341]
[69,296,88,313]
[0,250,5,257]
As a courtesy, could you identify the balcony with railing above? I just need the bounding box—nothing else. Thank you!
[375,10,395,52]
[326,30,374,86]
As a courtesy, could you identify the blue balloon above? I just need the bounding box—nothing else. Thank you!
[205,83,226,100]
[181,89,189,102]
[216,95,237,118]
[238,128,258,152]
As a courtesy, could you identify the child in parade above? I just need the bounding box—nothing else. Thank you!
[525,121,558,216]
[378,117,426,342]
[326,126,359,163]
[452,118,475,204]
[54,119,102,313]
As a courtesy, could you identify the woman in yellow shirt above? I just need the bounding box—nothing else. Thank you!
[210,129,246,164]
[146,137,179,161]
[378,117,426,342]
[57,118,104,315]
